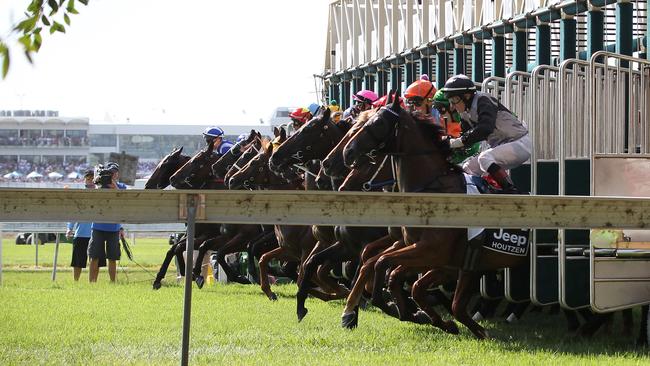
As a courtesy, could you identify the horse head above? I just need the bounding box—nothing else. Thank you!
[169,142,220,189]
[343,91,403,169]
[322,109,377,179]
[144,146,190,189]
[269,108,345,175]
[211,129,261,179]
[222,136,263,187]
[229,138,288,190]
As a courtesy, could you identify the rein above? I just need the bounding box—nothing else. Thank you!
[362,155,395,192]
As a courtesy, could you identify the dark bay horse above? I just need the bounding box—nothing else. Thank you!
[211,130,262,181]
[187,138,269,288]
[150,143,225,289]
[230,133,340,302]
[342,93,526,339]
[144,146,190,189]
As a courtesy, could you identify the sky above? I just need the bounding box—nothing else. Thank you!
[0,0,331,125]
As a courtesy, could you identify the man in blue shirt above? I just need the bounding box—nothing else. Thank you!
[66,169,106,280]
[88,163,126,282]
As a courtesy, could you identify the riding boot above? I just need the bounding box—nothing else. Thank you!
[487,163,519,194]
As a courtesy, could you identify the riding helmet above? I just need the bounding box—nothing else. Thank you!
[441,74,476,98]
[352,90,379,104]
[203,126,225,138]
[404,75,437,100]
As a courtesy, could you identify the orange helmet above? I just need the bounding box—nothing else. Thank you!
[289,107,311,124]
[404,75,437,100]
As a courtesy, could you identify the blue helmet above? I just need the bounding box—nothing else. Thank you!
[308,103,320,116]
[203,126,224,138]
[236,134,247,143]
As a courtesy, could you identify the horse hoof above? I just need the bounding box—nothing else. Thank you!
[341,311,358,329]
[152,281,162,290]
[269,293,278,301]
[233,276,251,285]
[443,320,460,335]
[412,310,431,325]
[195,275,205,289]
[297,307,309,322]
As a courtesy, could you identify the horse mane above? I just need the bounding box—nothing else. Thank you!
[408,113,460,171]
[356,109,377,125]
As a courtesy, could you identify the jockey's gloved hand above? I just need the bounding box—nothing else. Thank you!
[448,137,464,149]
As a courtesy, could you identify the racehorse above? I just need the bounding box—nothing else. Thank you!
[295,110,397,321]
[268,108,356,308]
[211,130,262,180]
[144,146,190,189]
[151,142,225,289]
[343,93,526,339]
[230,130,340,302]
[191,136,271,288]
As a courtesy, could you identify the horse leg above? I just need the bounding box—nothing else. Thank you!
[638,305,649,346]
[297,239,332,289]
[297,242,345,321]
[387,265,422,320]
[193,236,225,288]
[622,308,633,337]
[412,269,460,334]
[247,231,277,284]
[259,247,289,301]
[216,234,251,284]
[341,257,375,329]
[153,242,182,289]
[452,271,489,339]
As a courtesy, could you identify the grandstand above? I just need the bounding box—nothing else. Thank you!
[0,109,273,181]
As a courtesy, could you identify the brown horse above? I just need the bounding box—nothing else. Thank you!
[342,93,526,339]
[144,146,190,189]
[230,131,340,302]
[190,138,271,288]
[211,130,262,180]
[152,143,224,289]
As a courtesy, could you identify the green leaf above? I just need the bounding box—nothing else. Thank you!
[27,0,44,13]
[52,21,65,33]
[15,16,38,32]
[67,0,79,14]
[18,34,32,49]
[64,13,70,25]
[41,14,51,26]
[79,0,89,5]
[48,0,59,13]
[1,46,10,78]
[33,33,42,51]
[25,50,34,64]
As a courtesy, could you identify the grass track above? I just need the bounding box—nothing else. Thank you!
[1,239,649,365]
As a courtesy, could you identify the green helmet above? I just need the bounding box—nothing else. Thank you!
[433,90,449,109]
[434,89,461,122]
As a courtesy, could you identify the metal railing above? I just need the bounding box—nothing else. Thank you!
[588,51,650,313]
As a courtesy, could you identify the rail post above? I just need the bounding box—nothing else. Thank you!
[180,194,198,366]
[51,233,60,281]
[0,229,3,285]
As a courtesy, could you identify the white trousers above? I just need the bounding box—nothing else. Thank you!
[462,134,531,175]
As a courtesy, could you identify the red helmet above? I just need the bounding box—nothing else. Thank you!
[289,107,311,124]
[372,95,406,109]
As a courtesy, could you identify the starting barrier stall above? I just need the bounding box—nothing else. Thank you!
[589,51,650,313]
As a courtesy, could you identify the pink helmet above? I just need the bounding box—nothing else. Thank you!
[352,89,379,104]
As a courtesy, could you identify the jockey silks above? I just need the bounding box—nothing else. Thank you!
[459,91,528,147]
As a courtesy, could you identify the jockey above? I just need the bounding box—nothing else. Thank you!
[441,74,531,193]
[432,90,462,137]
[289,107,311,131]
[404,74,437,122]
[203,126,234,155]
[432,90,480,164]
[343,89,379,120]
